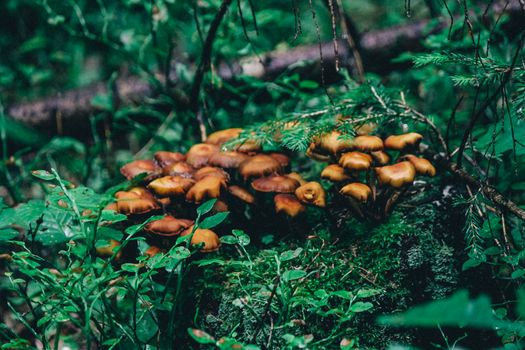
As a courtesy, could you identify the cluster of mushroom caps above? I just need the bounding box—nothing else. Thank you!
[310,130,436,218]
[104,128,326,257]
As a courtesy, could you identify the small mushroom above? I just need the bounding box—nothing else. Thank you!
[162,161,194,178]
[313,131,354,155]
[339,152,373,171]
[232,139,262,153]
[268,153,290,168]
[186,176,226,203]
[181,226,221,252]
[144,215,194,236]
[213,200,229,212]
[355,122,377,136]
[306,144,332,162]
[144,246,164,258]
[96,239,122,259]
[274,194,305,217]
[209,151,249,169]
[352,136,384,152]
[287,172,307,186]
[384,132,423,151]
[375,161,416,188]
[295,182,326,207]
[239,154,281,180]
[321,164,351,182]
[193,166,230,182]
[147,176,195,197]
[120,160,157,180]
[154,151,186,167]
[228,185,255,204]
[340,183,372,202]
[115,187,160,215]
[401,154,436,176]
[251,175,300,193]
[371,151,390,165]
[206,128,243,145]
[186,143,220,168]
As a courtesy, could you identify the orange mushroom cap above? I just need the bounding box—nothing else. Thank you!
[375,161,416,188]
[96,239,121,259]
[144,215,194,236]
[154,151,186,167]
[274,194,305,217]
[268,153,290,168]
[321,164,351,182]
[314,131,354,155]
[251,175,300,193]
[228,185,255,204]
[340,183,372,202]
[371,151,390,165]
[162,161,194,178]
[209,151,249,169]
[185,176,226,203]
[120,160,157,180]
[384,133,423,151]
[306,144,332,162]
[352,135,384,152]
[147,176,195,197]
[355,122,377,136]
[206,128,243,145]
[144,246,164,258]
[186,143,220,168]
[339,152,373,171]
[104,202,118,212]
[402,154,436,176]
[115,187,160,215]
[238,154,282,180]
[295,182,326,207]
[213,200,229,212]
[193,166,230,182]
[231,139,262,153]
[287,172,307,186]
[181,226,221,252]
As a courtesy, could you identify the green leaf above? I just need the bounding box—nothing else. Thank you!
[282,269,306,282]
[31,170,55,181]
[350,302,373,313]
[357,288,382,298]
[199,211,229,229]
[511,269,525,280]
[187,328,215,344]
[220,235,238,245]
[280,248,303,262]
[197,199,217,216]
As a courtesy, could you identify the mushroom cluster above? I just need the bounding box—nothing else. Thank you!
[108,128,327,255]
[312,130,436,219]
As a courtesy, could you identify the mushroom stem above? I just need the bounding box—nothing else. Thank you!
[345,196,365,220]
[384,189,406,218]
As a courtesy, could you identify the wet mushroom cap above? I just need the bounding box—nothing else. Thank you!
[147,176,195,197]
[384,132,423,150]
[268,153,290,168]
[313,131,354,155]
[96,239,121,258]
[154,151,186,167]
[375,161,416,188]
[274,194,305,217]
[181,226,221,252]
[371,151,390,165]
[115,188,160,215]
[355,122,377,136]
[209,151,249,169]
[120,160,157,180]
[306,144,332,162]
[321,164,351,182]
[402,154,436,176]
[104,202,118,212]
[339,152,373,171]
[185,176,226,203]
[238,154,282,180]
[205,128,243,145]
[162,162,194,178]
[228,185,255,204]
[352,135,384,152]
[340,183,372,202]
[185,143,220,168]
[231,139,262,153]
[144,215,194,236]
[251,175,300,193]
[287,172,307,186]
[295,181,326,207]
[193,166,230,182]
